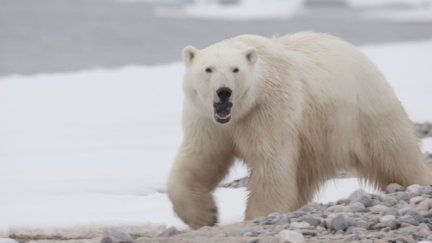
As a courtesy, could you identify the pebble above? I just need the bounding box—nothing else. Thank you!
[22,183,432,242]
[370,204,389,213]
[406,184,422,195]
[349,189,370,202]
[392,191,412,201]
[290,222,311,229]
[327,214,351,231]
[278,230,304,243]
[246,237,260,243]
[101,228,133,243]
[243,231,260,237]
[303,216,321,227]
[358,196,374,208]
[409,196,424,205]
[385,183,404,193]
[157,226,179,237]
[379,215,396,224]
[384,207,399,216]
[415,198,432,211]
[399,215,419,226]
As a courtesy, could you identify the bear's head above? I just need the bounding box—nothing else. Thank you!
[182,44,259,125]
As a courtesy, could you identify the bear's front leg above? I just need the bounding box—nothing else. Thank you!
[167,132,234,229]
[244,148,301,220]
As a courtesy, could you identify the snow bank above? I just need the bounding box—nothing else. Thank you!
[362,40,432,122]
[155,0,304,20]
[348,0,432,22]
[347,0,432,8]
[423,138,432,153]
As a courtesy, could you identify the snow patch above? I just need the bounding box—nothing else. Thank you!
[422,138,432,153]
[155,0,304,20]
[347,0,432,8]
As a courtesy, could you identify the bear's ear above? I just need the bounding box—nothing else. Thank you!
[244,48,257,65]
[183,46,198,67]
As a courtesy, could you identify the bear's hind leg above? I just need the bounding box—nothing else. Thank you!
[358,127,432,189]
[244,151,305,220]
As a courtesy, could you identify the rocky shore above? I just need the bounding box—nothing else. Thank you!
[4,183,431,243]
[3,122,432,243]
[136,183,432,243]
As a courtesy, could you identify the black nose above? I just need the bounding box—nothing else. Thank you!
[216,87,232,102]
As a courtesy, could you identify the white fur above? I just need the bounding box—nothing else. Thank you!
[168,32,432,229]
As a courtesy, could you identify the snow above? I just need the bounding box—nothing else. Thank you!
[361,8,432,22]
[347,0,432,8]
[0,40,432,236]
[362,40,432,122]
[347,0,432,22]
[422,138,432,153]
[155,0,304,21]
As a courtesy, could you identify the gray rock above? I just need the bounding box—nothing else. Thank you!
[398,205,412,215]
[370,204,389,213]
[101,228,133,243]
[325,205,344,213]
[415,198,432,212]
[275,216,290,225]
[410,196,424,205]
[349,202,369,213]
[301,230,317,236]
[157,226,179,237]
[259,213,282,225]
[414,122,432,138]
[408,211,426,222]
[243,231,260,237]
[349,202,365,208]
[378,194,398,207]
[385,183,404,193]
[303,216,321,227]
[379,215,396,224]
[406,184,422,195]
[399,215,420,226]
[327,214,351,231]
[350,219,368,229]
[358,196,374,208]
[290,222,311,229]
[278,230,304,243]
[391,192,412,201]
[384,207,399,216]
[349,189,370,202]
[246,237,260,243]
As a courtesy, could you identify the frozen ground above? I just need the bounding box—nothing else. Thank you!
[1,40,432,237]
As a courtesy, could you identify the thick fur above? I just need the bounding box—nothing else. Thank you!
[167,32,432,229]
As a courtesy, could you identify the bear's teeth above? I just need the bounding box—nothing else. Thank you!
[215,113,231,119]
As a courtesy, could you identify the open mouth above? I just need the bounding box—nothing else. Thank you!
[213,102,232,124]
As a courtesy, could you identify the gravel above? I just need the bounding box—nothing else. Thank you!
[130,183,432,242]
[415,122,432,138]
[7,182,432,243]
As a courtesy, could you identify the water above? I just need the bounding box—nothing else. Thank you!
[1,0,432,75]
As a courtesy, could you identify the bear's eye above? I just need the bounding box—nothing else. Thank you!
[232,67,239,73]
[205,67,213,73]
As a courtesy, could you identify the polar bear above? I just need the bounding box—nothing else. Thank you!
[167,32,432,229]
